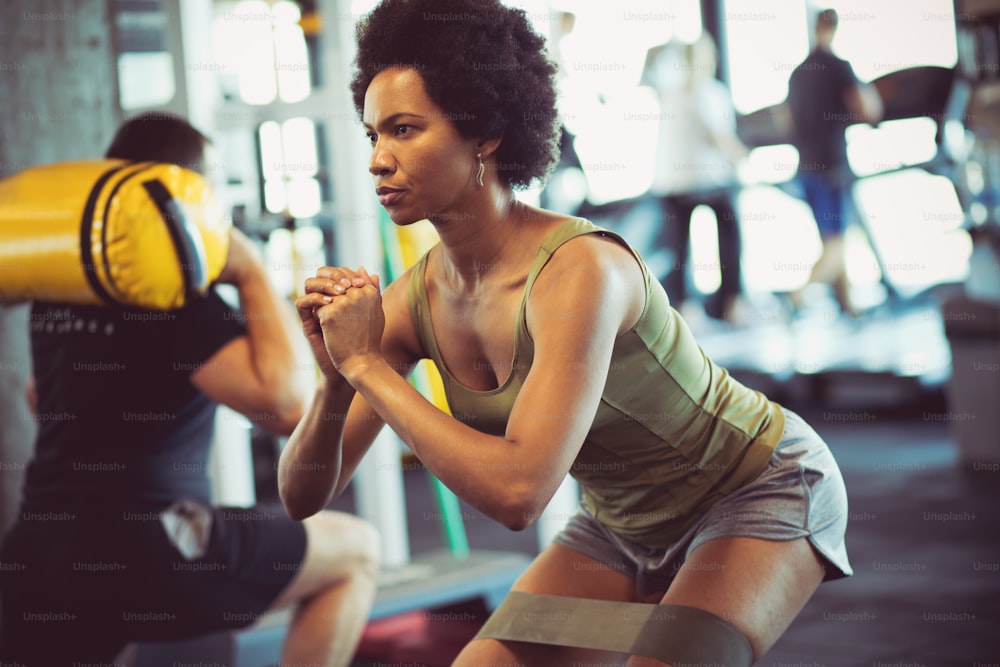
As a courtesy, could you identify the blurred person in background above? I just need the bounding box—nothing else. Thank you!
[787,8,882,317]
[645,33,750,326]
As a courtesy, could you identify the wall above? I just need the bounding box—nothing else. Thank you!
[0,0,121,545]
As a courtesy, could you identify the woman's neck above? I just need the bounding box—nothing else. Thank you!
[431,191,532,293]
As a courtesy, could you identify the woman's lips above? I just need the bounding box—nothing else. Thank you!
[376,187,404,207]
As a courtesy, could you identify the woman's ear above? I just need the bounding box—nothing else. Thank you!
[477,136,503,160]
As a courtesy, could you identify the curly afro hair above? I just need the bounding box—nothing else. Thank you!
[351,0,560,190]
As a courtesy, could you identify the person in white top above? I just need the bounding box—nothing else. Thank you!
[645,33,749,323]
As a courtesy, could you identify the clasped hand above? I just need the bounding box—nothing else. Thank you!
[296,266,384,381]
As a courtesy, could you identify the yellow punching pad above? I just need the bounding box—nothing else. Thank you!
[0,159,230,310]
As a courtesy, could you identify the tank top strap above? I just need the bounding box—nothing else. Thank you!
[517,218,647,325]
[406,249,439,365]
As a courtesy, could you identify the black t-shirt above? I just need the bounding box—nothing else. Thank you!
[23,290,246,511]
[788,48,860,171]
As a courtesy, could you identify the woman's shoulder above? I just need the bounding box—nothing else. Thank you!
[540,216,629,253]
[535,217,640,281]
[529,213,606,248]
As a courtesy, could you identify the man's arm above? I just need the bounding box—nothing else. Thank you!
[846,81,883,126]
[191,229,315,435]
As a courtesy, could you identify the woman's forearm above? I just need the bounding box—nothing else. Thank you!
[342,356,546,530]
[278,378,355,519]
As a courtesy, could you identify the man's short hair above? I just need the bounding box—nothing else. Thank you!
[105,112,210,174]
[817,8,838,30]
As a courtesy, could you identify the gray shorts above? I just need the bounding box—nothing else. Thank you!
[553,408,853,597]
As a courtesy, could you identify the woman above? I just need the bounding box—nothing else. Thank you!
[279,1,852,665]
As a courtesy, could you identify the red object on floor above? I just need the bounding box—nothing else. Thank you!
[356,601,489,666]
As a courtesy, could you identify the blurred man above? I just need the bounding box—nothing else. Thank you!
[0,114,379,667]
[787,8,882,317]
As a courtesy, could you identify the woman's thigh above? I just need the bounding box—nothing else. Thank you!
[634,535,826,666]
[453,542,641,667]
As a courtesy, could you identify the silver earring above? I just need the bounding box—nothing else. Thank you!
[476,152,485,188]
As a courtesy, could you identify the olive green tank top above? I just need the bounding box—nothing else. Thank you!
[406,218,785,547]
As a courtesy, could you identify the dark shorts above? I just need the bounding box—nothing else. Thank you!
[553,409,853,598]
[0,499,307,666]
[798,169,848,238]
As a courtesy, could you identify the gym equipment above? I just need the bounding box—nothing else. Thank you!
[0,159,229,311]
[477,590,754,666]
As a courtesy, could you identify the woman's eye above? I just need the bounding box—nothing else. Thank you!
[366,132,377,144]
[395,125,411,136]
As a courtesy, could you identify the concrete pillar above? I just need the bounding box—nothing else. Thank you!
[0,0,121,541]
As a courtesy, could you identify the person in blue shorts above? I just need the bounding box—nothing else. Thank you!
[788,8,882,316]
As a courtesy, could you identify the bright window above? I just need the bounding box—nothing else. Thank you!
[115,0,176,110]
[548,0,703,204]
[724,0,810,114]
[213,0,311,105]
[724,0,965,299]
[818,0,958,83]
[259,118,322,218]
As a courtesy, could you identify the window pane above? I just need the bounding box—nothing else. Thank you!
[853,170,971,292]
[724,0,809,113]
[737,185,822,293]
[821,0,958,82]
[259,121,284,180]
[273,1,311,103]
[114,0,176,110]
[690,205,722,294]
[117,53,176,109]
[286,178,322,218]
[572,86,660,205]
[233,1,278,105]
[744,144,800,185]
[263,179,287,214]
[212,2,244,101]
[846,118,940,177]
[281,118,319,177]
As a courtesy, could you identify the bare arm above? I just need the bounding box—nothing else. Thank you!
[308,236,644,530]
[710,129,750,168]
[277,269,418,520]
[846,82,883,126]
[191,228,314,435]
[702,84,750,167]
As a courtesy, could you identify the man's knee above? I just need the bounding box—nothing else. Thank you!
[304,510,381,577]
[269,512,380,609]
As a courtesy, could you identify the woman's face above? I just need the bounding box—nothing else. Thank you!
[363,66,481,225]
